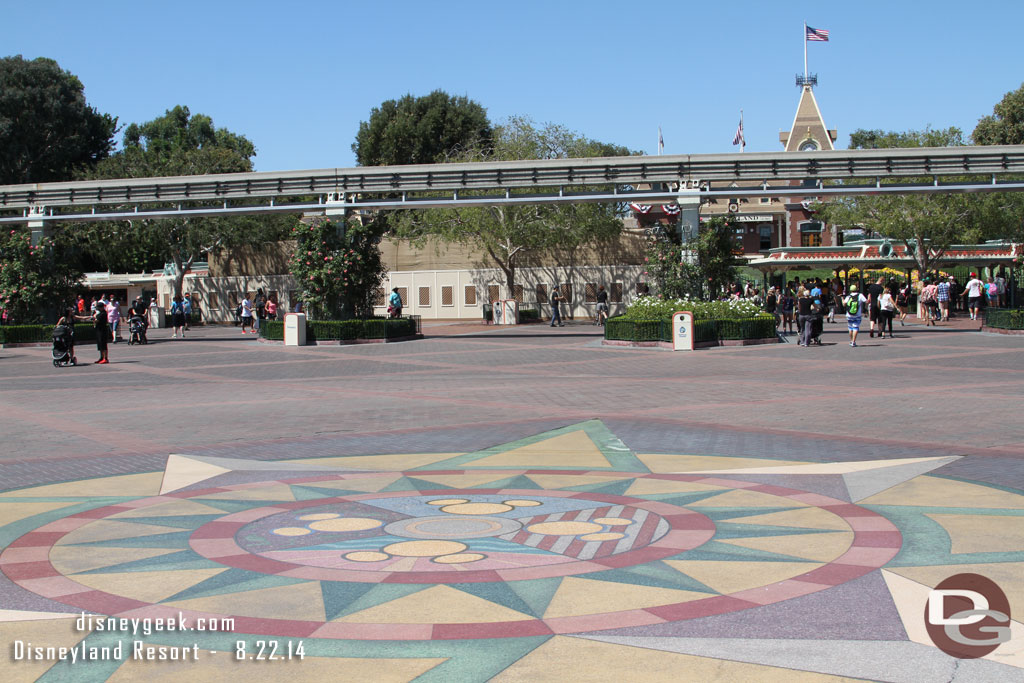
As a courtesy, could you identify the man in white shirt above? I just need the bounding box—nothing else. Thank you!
[240,294,254,334]
[963,273,984,321]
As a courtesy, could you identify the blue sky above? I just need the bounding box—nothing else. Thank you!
[8,1,1023,172]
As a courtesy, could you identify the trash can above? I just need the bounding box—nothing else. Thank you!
[149,306,165,329]
[284,313,307,346]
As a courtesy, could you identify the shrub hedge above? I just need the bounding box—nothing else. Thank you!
[258,317,417,342]
[984,308,1024,330]
[0,323,98,344]
[604,315,776,344]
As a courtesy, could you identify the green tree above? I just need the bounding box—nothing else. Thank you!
[0,56,117,184]
[393,116,633,293]
[353,91,493,166]
[818,127,1022,275]
[288,217,386,319]
[86,106,290,296]
[694,217,744,300]
[0,228,82,323]
[972,83,1024,145]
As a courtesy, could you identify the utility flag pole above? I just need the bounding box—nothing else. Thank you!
[732,111,745,153]
[658,126,664,155]
[804,23,830,83]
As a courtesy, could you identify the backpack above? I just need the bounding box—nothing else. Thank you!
[846,295,860,315]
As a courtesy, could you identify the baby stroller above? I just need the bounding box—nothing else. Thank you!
[52,325,77,367]
[808,300,825,345]
[128,315,148,345]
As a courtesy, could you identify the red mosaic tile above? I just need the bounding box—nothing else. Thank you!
[793,563,872,586]
[1,560,61,580]
[228,617,320,638]
[646,595,758,620]
[433,619,552,640]
[852,531,903,548]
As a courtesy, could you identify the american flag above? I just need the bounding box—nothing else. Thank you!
[806,25,829,42]
[732,119,744,147]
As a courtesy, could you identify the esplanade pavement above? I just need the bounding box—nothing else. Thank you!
[0,320,1022,682]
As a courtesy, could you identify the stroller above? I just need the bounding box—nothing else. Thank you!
[808,300,825,345]
[128,315,148,345]
[52,325,77,367]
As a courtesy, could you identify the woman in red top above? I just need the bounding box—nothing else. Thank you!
[265,297,278,321]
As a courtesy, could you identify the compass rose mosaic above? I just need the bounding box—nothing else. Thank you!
[2,420,1023,680]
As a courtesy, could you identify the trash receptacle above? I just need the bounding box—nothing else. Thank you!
[284,313,307,346]
[149,306,165,329]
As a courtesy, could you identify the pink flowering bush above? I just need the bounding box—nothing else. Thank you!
[287,218,386,318]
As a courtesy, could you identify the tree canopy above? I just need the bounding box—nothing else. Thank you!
[85,106,289,295]
[0,55,117,185]
[392,116,634,292]
[352,91,492,166]
[972,82,1024,145]
[817,126,1022,275]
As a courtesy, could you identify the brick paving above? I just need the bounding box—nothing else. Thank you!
[1,319,1021,488]
[1,319,1023,681]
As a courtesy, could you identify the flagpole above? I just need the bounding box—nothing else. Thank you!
[803,22,808,83]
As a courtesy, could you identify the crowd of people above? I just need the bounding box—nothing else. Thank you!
[731,271,1011,348]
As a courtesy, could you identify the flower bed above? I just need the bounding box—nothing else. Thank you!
[258,318,418,343]
[605,296,777,348]
[604,315,777,346]
[623,296,764,321]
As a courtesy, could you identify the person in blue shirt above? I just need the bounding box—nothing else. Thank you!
[388,288,403,318]
[182,295,192,330]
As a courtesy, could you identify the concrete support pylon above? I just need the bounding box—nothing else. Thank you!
[676,188,701,264]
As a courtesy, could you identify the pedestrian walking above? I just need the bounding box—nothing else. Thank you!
[549,287,565,327]
[781,288,796,334]
[240,293,255,333]
[963,273,984,321]
[182,295,192,330]
[92,302,110,364]
[388,288,403,318]
[867,277,884,338]
[920,279,939,325]
[796,288,814,346]
[936,277,951,322]
[878,286,897,338]
[595,286,609,326]
[106,298,122,342]
[844,285,868,347]
[170,295,186,338]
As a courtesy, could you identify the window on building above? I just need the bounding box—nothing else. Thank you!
[801,232,822,247]
[559,284,572,302]
[374,288,386,306]
[441,286,453,307]
[585,283,597,303]
[287,290,297,309]
[611,283,623,303]
[419,287,430,307]
[759,225,772,251]
[536,284,548,304]
[396,287,407,305]
[487,285,500,303]
[637,282,649,295]
[759,197,771,205]
[464,286,477,306]
[268,290,278,304]
[513,284,524,303]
